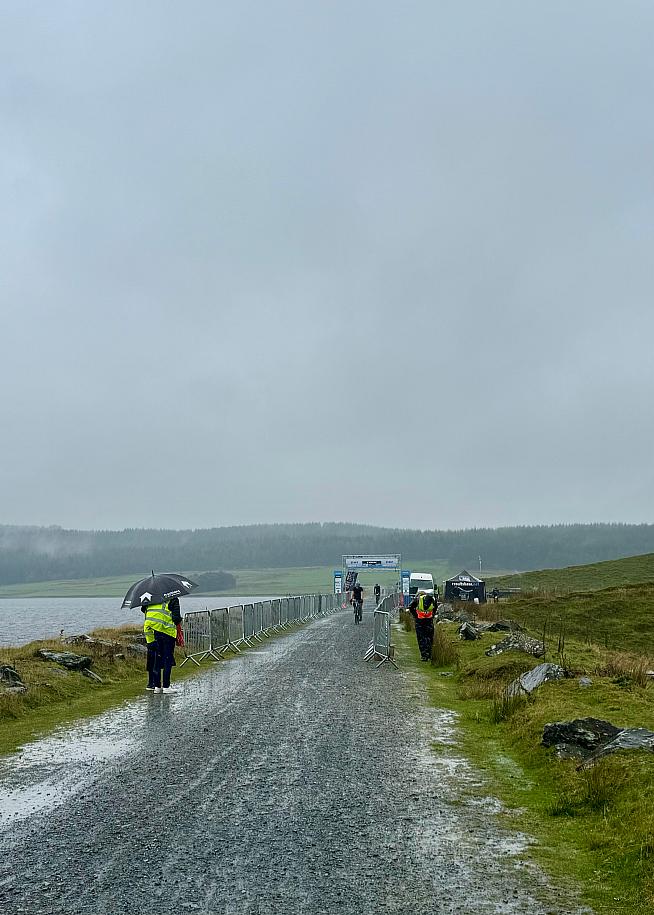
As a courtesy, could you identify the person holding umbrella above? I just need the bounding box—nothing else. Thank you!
[122,572,197,694]
[143,596,182,693]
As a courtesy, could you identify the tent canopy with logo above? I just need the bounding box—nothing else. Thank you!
[443,570,486,603]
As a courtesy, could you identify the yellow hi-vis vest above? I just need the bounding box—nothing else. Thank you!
[416,595,434,620]
[143,602,177,639]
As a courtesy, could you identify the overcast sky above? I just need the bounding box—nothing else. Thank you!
[1,1,653,532]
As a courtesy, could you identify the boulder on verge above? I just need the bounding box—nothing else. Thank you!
[124,643,148,656]
[0,665,24,687]
[507,662,566,697]
[483,619,524,633]
[580,728,654,767]
[36,650,92,671]
[0,665,27,694]
[458,622,481,641]
[485,633,545,658]
[62,635,119,651]
[542,717,622,759]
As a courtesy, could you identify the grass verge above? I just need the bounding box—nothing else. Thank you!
[396,618,654,914]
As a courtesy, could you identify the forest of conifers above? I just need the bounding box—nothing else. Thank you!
[0,522,654,586]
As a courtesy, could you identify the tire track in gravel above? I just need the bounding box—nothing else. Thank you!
[0,607,592,915]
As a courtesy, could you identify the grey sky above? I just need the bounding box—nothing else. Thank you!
[1,1,653,531]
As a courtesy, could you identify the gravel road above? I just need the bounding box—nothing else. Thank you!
[0,606,591,915]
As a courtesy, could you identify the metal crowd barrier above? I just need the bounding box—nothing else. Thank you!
[364,592,400,669]
[181,592,342,667]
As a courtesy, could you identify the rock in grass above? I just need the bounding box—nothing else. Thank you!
[81,668,103,683]
[36,650,92,671]
[458,622,481,640]
[580,728,654,766]
[507,662,566,697]
[485,633,544,658]
[0,665,27,694]
[62,635,119,651]
[0,665,24,687]
[542,717,622,759]
[124,643,148,656]
[578,676,593,688]
[483,619,524,633]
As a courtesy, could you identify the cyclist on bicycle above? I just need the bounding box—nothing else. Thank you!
[352,581,364,623]
[374,583,381,605]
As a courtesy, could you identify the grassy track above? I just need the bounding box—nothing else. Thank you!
[398,574,654,912]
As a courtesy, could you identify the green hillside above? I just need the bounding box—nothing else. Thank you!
[495,582,654,655]
[489,552,654,595]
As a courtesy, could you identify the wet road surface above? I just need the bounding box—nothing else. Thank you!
[0,607,591,915]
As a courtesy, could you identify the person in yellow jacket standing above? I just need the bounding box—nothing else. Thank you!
[142,596,182,693]
[408,590,438,662]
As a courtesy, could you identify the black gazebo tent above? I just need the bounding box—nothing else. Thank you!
[444,570,486,603]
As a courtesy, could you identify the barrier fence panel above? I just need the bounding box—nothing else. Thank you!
[227,605,247,651]
[277,598,288,628]
[261,600,273,634]
[210,608,229,655]
[270,599,282,631]
[180,589,347,667]
[181,610,212,666]
[242,603,256,644]
[302,596,311,621]
[253,602,264,640]
[364,595,399,669]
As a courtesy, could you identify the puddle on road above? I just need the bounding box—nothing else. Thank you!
[0,625,306,829]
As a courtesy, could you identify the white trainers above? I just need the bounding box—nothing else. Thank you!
[161,686,179,695]
[154,687,163,694]
[145,686,156,692]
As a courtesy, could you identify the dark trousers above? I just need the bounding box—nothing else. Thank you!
[152,631,176,688]
[146,643,157,688]
[415,618,434,660]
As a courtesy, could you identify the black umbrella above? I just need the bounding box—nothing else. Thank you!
[121,572,198,610]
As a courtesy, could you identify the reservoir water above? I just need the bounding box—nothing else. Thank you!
[0,596,278,647]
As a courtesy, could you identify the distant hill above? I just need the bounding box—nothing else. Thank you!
[2,521,654,586]
[489,552,654,595]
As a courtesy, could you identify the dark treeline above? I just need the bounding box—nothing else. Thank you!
[1,522,654,586]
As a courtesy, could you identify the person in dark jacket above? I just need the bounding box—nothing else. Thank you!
[374,583,381,605]
[408,590,438,661]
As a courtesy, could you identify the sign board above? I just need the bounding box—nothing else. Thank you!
[401,570,411,596]
[343,554,401,570]
[333,570,343,594]
[345,570,358,591]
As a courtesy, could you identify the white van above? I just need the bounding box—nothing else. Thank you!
[409,571,435,598]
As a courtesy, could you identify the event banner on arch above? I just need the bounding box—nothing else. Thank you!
[343,554,401,570]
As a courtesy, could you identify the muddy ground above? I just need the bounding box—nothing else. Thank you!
[0,606,591,914]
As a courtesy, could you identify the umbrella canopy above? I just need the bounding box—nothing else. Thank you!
[121,572,198,610]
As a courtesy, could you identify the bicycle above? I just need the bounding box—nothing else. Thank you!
[353,598,363,624]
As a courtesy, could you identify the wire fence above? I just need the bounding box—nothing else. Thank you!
[364,592,401,669]
[181,593,346,666]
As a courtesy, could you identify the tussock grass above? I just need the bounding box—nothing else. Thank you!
[459,679,503,701]
[431,625,460,667]
[399,610,414,632]
[489,690,529,723]
[598,652,651,688]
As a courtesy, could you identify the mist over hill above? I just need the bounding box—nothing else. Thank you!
[1,522,654,586]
